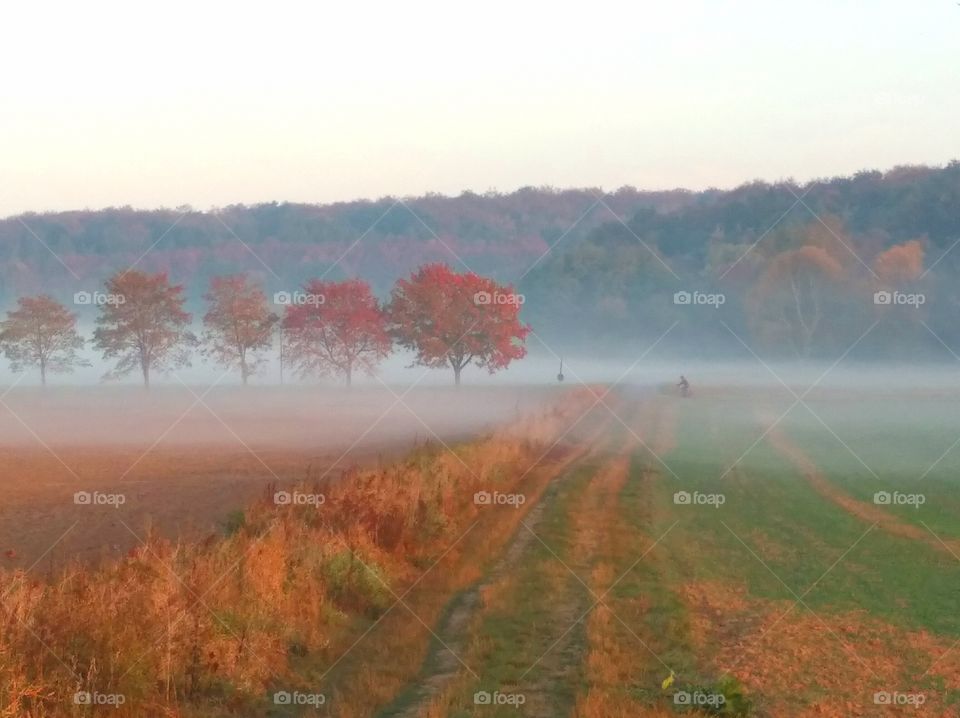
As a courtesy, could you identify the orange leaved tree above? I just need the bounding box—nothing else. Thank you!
[93,270,196,388]
[750,246,843,357]
[282,278,391,387]
[0,295,88,386]
[202,274,277,385]
[388,263,529,385]
[873,239,924,284]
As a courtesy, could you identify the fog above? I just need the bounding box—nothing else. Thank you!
[1,347,955,571]
[3,332,958,393]
[0,384,560,568]
[0,384,560,448]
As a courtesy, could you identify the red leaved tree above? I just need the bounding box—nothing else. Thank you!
[93,270,196,388]
[388,263,529,385]
[202,274,277,385]
[0,295,89,386]
[282,279,391,386]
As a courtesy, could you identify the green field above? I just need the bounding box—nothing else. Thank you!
[364,388,960,717]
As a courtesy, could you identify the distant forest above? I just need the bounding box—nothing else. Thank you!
[3,161,959,360]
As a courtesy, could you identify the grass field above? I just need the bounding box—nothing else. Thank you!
[330,386,960,717]
[2,385,959,717]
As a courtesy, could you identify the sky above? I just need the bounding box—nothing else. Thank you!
[1,0,957,218]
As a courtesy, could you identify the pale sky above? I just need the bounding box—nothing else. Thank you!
[1,0,957,217]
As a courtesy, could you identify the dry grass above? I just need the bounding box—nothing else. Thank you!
[573,401,708,718]
[680,579,960,717]
[0,388,598,717]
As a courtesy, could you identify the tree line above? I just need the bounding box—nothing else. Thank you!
[2,163,955,310]
[2,163,956,365]
[0,264,529,387]
[522,210,945,359]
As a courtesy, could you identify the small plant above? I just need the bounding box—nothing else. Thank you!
[320,550,392,617]
[714,676,752,716]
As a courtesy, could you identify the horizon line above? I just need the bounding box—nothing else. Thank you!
[4,158,957,223]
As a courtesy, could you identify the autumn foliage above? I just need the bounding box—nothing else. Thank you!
[388,263,530,384]
[873,239,924,284]
[282,278,391,386]
[92,270,196,387]
[750,245,844,357]
[202,274,276,384]
[0,295,87,385]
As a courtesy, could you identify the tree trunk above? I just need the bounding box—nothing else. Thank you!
[453,364,461,386]
[278,329,284,385]
[345,364,352,388]
[40,359,46,388]
[142,363,150,389]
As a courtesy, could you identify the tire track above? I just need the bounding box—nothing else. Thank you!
[759,407,960,558]
[378,403,619,718]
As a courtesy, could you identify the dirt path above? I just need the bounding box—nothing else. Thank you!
[572,394,692,717]
[377,403,619,718]
[517,435,642,717]
[375,392,687,718]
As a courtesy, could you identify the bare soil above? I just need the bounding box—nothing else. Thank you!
[0,385,556,570]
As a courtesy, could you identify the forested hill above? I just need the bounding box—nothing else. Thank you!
[3,161,960,358]
[0,187,683,302]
